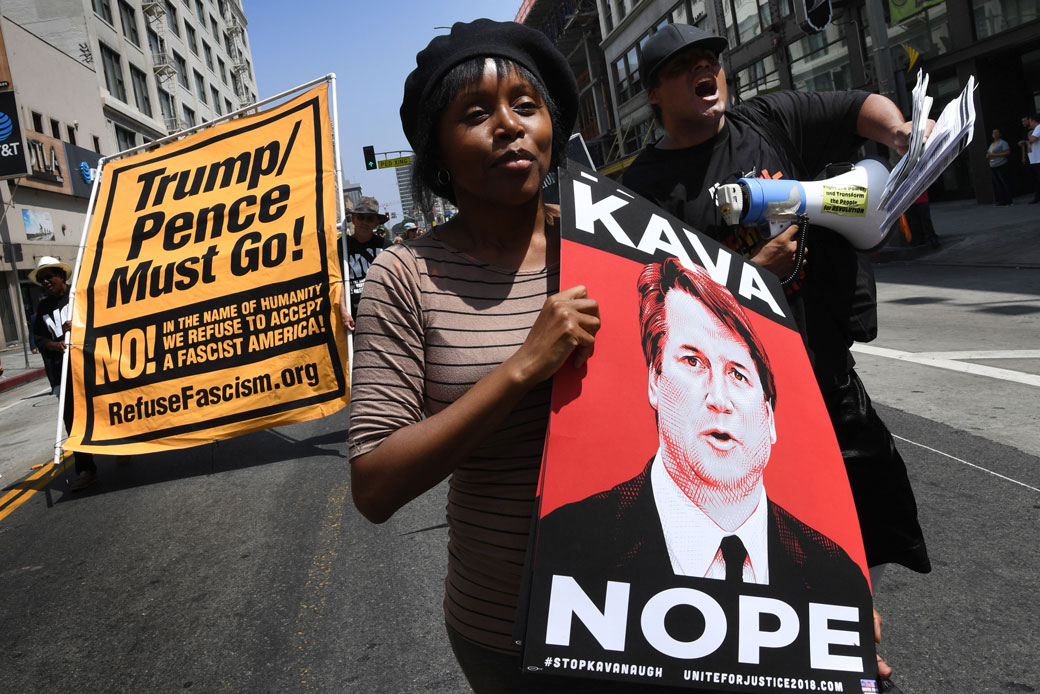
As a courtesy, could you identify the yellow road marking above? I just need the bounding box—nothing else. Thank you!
[0,456,69,523]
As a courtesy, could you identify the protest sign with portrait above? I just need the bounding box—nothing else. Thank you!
[64,82,348,454]
[522,164,876,692]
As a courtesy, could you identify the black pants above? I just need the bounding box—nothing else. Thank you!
[990,165,1013,205]
[43,355,62,392]
[822,370,930,573]
[61,377,95,475]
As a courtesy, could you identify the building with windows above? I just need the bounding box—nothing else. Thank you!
[517,0,616,168]
[586,0,1038,201]
[88,0,258,149]
[2,0,257,153]
[0,0,259,347]
[0,11,110,346]
[396,164,416,221]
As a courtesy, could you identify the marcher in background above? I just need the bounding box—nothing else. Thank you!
[31,256,96,491]
[621,24,931,689]
[986,128,1013,206]
[1021,114,1040,203]
[342,196,391,331]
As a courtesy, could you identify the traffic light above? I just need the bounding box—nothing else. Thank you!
[796,0,831,33]
[363,145,376,171]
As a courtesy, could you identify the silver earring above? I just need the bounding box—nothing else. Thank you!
[437,169,451,185]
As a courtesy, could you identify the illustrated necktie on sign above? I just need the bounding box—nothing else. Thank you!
[720,534,748,583]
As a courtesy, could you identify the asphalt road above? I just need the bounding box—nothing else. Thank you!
[1,256,1037,693]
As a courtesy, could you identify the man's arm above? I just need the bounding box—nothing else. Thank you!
[855,93,932,155]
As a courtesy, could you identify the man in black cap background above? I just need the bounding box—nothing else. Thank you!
[621,23,931,689]
[31,256,98,491]
[342,196,391,331]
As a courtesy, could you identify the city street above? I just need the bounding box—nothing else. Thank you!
[1,219,1038,693]
[2,0,1037,692]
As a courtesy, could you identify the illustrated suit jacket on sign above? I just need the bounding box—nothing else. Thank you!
[537,460,867,597]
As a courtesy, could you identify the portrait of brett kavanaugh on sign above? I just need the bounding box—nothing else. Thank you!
[523,164,876,692]
[66,84,349,455]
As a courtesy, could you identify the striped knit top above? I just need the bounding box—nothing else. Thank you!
[348,231,558,654]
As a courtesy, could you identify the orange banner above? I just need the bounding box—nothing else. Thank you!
[65,83,348,454]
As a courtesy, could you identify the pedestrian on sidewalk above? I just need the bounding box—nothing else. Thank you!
[986,128,1013,205]
[1019,114,1040,203]
[31,256,96,491]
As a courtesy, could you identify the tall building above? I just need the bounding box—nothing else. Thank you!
[0,0,259,347]
[395,164,415,219]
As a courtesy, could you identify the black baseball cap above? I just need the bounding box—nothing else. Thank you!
[642,24,728,85]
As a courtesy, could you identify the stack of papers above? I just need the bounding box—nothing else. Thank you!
[878,70,977,233]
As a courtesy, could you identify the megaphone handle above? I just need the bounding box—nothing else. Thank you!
[779,216,809,288]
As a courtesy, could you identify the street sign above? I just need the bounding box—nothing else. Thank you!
[377,156,412,169]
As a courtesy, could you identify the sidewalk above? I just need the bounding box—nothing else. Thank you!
[873,193,1040,267]
[0,347,47,394]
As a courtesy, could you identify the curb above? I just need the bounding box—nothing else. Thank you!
[0,368,46,394]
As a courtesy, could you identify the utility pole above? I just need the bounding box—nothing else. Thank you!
[864,1,896,102]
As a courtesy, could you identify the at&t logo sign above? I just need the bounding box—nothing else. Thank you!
[0,109,22,158]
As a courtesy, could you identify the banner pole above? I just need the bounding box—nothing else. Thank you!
[328,73,353,372]
[106,75,331,163]
[53,159,106,465]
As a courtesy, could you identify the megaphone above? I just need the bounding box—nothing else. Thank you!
[714,159,891,251]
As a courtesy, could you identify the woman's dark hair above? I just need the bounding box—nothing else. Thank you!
[410,56,567,211]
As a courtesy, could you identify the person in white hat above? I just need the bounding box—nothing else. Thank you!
[30,256,73,393]
[31,256,97,491]
[342,196,391,331]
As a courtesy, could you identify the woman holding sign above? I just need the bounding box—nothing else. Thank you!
[346,19,683,693]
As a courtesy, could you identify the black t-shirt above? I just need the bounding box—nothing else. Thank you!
[33,290,71,361]
[623,90,874,387]
[346,234,391,312]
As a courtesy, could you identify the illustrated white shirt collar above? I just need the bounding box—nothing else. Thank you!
[650,450,770,585]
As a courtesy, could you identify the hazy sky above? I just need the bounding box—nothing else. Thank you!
[246,0,526,220]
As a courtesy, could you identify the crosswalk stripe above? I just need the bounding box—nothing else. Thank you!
[851,344,1040,387]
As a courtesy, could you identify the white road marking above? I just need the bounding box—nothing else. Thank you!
[893,434,1040,493]
[851,344,1040,387]
[0,388,52,415]
[910,350,1040,360]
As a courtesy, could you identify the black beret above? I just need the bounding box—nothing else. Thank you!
[400,18,578,151]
